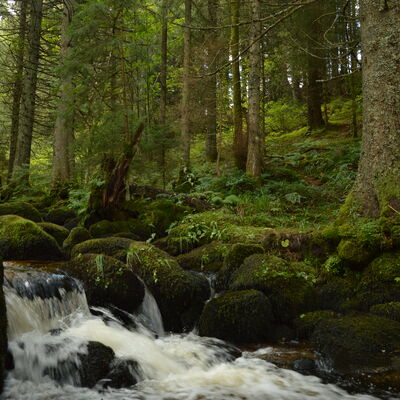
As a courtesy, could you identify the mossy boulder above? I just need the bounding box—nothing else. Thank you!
[0,202,42,222]
[71,237,134,262]
[355,252,400,310]
[127,241,210,332]
[0,259,7,393]
[0,215,62,261]
[37,222,69,247]
[337,238,377,267]
[176,241,229,272]
[229,254,316,323]
[45,207,77,226]
[65,254,144,311]
[294,310,337,339]
[370,302,400,322]
[216,243,264,290]
[198,290,274,343]
[63,227,91,251]
[311,315,400,373]
[88,220,133,238]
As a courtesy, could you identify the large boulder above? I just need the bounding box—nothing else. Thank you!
[0,259,7,393]
[311,314,400,374]
[71,237,134,262]
[38,222,69,247]
[63,227,91,251]
[370,302,400,322]
[0,215,62,261]
[45,207,77,226]
[229,254,316,323]
[88,220,133,239]
[65,254,144,312]
[127,241,210,332]
[198,290,274,343]
[0,201,41,222]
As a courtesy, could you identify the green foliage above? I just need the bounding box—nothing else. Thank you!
[265,101,307,135]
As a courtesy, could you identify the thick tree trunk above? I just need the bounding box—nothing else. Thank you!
[12,0,43,183]
[7,0,28,182]
[181,0,192,168]
[351,0,400,217]
[231,0,247,170]
[246,0,263,176]
[160,0,168,125]
[204,0,218,162]
[53,1,75,185]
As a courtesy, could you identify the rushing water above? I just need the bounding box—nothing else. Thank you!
[1,265,389,400]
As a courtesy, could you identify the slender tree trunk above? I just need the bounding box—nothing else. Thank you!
[351,0,400,217]
[181,0,192,168]
[12,0,43,184]
[231,0,246,170]
[53,0,75,185]
[246,0,263,176]
[7,0,28,182]
[204,0,218,162]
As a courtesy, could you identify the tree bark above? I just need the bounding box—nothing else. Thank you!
[12,0,43,183]
[351,0,400,217]
[246,0,263,176]
[231,0,247,170]
[204,0,218,162]
[53,0,76,185]
[181,0,192,168]
[7,0,28,182]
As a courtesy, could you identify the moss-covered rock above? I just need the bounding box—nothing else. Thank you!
[0,258,7,393]
[294,310,337,339]
[113,232,140,240]
[229,254,316,323]
[65,254,144,311]
[63,227,91,251]
[355,252,400,310]
[337,238,377,267]
[216,243,264,290]
[0,215,62,261]
[88,220,134,238]
[198,290,274,343]
[176,241,229,272]
[45,207,77,226]
[37,222,69,247]
[71,237,134,262]
[311,315,400,373]
[0,202,42,222]
[370,302,400,322]
[127,241,210,332]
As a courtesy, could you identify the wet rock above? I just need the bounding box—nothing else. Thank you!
[0,259,7,392]
[0,201,42,222]
[104,359,138,389]
[45,208,77,226]
[198,290,274,343]
[38,222,69,247]
[65,254,144,312]
[0,215,63,261]
[294,310,338,339]
[290,358,316,375]
[370,302,400,322]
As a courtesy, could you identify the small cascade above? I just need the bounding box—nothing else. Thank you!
[205,272,217,300]
[4,265,89,339]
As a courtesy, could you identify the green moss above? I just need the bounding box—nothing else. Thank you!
[63,227,91,250]
[37,222,69,246]
[312,315,400,373]
[0,215,62,261]
[370,302,400,322]
[176,241,230,272]
[198,290,274,343]
[127,241,210,331]
[294,310,337,339]
[229,254,316,323]
[45,207,76,225]
[337,238,377,266]
[0,201,42,222]
[216,243,264,290]
[88,220,134,238]
[71,237,134,262]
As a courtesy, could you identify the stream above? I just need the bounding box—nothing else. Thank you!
[0,264,392,400]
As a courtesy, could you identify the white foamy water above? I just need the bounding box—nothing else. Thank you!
[1,267,386,400]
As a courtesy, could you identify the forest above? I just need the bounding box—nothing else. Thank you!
[0,0,399,399]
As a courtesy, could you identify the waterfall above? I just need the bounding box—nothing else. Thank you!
[2,265,380,400]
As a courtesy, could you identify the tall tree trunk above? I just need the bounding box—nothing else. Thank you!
[7,0,28,182]
[231,0,246,170]
[306,1,325,130]
[246,0,263,176]
[351,0,400,217]
[12,0,43,184]
[204,0,218,162]
[181,0,192,168]
[53,0,76,185]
